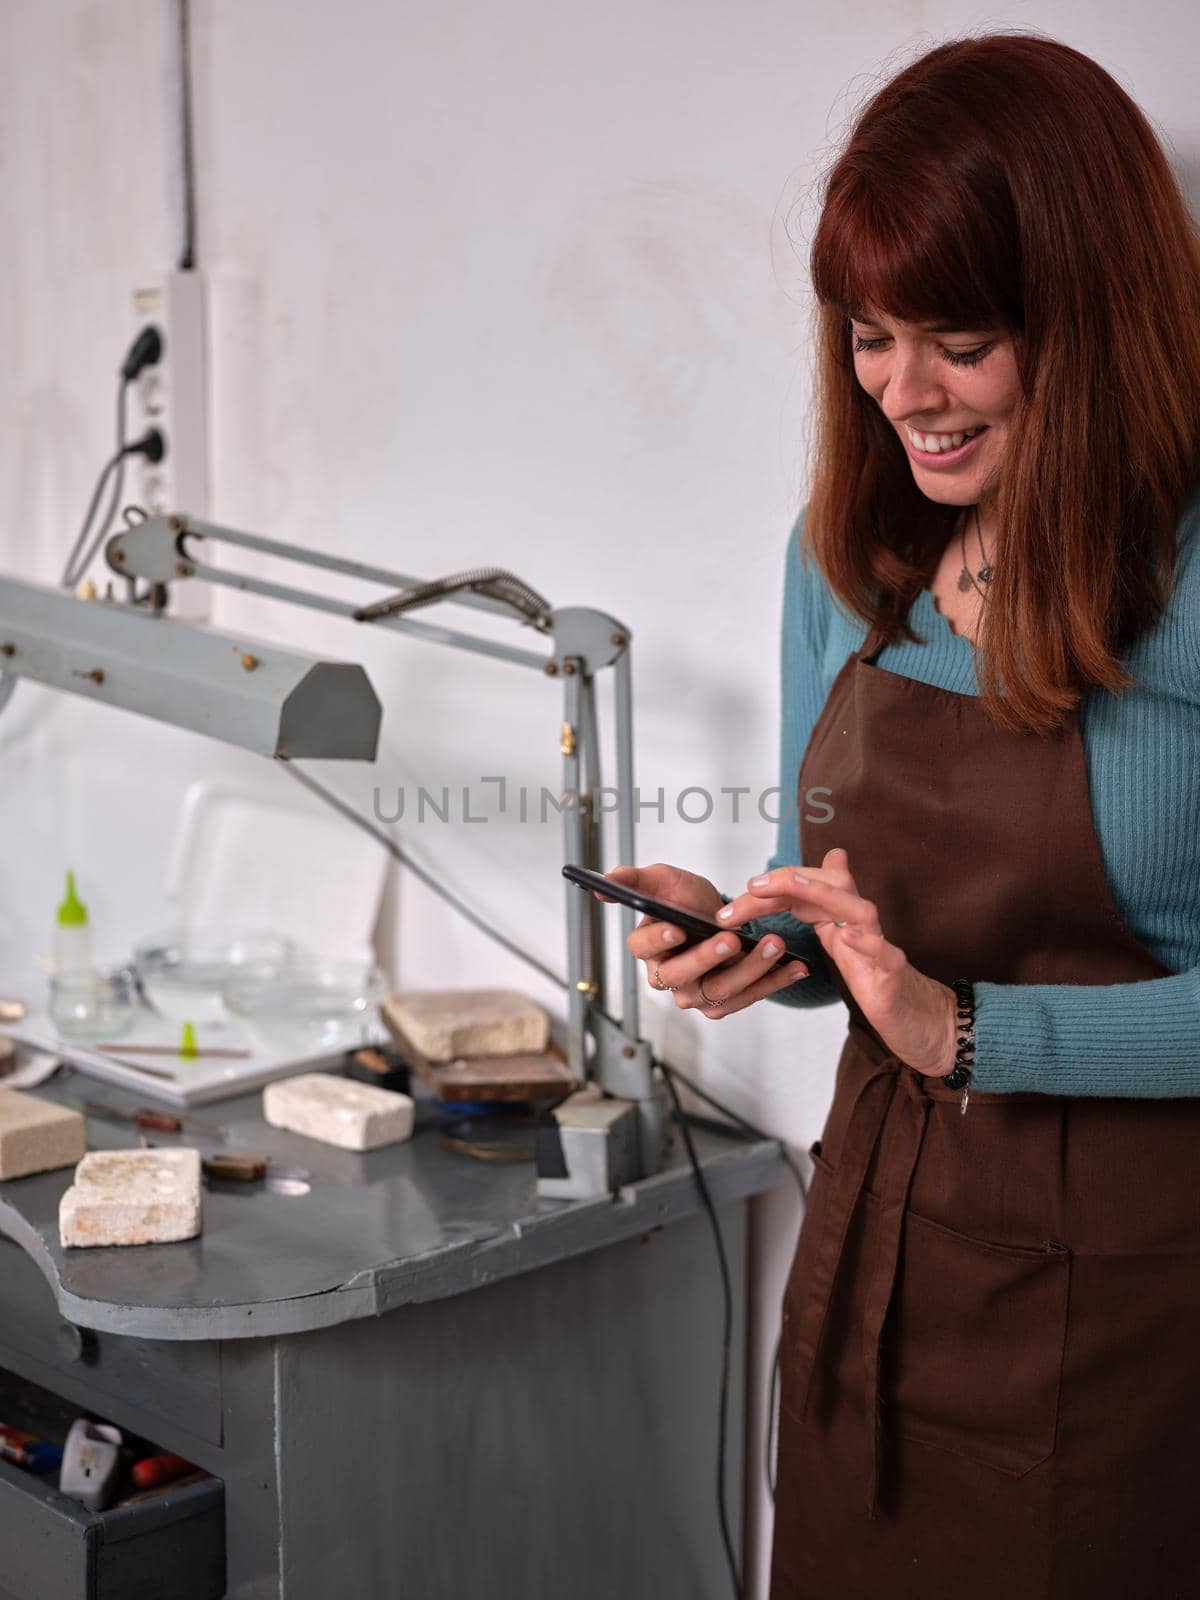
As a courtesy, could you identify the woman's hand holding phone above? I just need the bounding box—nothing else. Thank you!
[599,863,810,1018]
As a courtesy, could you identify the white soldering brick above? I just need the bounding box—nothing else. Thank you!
[0,1089,86,1180]
[263,1073,414,1152]
[59,1149,202,1248]
[384,988,548,1061]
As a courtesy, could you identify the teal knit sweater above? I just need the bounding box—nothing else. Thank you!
[735,487,1200,1097]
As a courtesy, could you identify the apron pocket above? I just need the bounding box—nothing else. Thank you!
[881,1207,1070,1477]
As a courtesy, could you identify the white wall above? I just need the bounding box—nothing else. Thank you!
[4,2,1198,1592]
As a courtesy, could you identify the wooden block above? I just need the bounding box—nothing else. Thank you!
[263,1073,414,1151]
[382,989,548,1062]
[59,1149,202,1247]
[0,1088,86,1180]
[428,1050,578,1103]
[381,1007,577,1102]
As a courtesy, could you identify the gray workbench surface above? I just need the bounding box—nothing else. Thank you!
[0,1067,783,1343]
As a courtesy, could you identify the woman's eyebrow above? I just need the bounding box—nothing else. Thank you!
[848,309,981,335]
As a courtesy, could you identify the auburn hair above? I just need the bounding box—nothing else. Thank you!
[801,31,1200,734]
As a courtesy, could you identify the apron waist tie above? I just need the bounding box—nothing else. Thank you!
[789,1050,933,1521]
[861,1065,932,1519]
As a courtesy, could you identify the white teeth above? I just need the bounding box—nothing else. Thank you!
[907,424,983,453]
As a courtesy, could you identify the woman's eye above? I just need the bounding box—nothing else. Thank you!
[851,333,993,368]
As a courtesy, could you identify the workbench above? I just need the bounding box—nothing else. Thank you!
[0,1067,783,1599]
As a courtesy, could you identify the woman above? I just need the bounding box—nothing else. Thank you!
[601,32,1200,1598]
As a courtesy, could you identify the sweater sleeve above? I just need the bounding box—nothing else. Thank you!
[968,971,1200,1097]
[723,509,843,1010]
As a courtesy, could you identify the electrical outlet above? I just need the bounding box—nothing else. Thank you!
[128,270,211,621]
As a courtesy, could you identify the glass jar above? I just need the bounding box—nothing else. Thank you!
[48,967,137,1040]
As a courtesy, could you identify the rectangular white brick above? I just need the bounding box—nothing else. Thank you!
[0,1089,86,1180]
[384,988,548,1061]
[263,1073,414,1151]
[59,1149,202,1248]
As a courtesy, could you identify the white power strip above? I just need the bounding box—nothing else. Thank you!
[128,269,211,621]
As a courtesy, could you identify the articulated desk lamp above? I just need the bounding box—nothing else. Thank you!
[0,513,663,1177]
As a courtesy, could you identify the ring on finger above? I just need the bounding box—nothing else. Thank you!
[696,975,726,1009]
[653,963,678,993]
[834,920,848,928]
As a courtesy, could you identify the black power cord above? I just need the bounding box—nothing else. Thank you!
[62,381,128,589]
[64,426,166,590]
[658,1059,743,1599]
[63,329,165,591]
[177,0,197,270]
[122,326,163,381]
[651,1061,809,1504]
[638,1055,811,1590]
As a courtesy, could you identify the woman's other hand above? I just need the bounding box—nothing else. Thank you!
[598,863,809,1018]
[718,846,957,1074]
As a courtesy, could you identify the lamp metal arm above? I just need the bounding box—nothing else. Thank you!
[103,511,658,1155]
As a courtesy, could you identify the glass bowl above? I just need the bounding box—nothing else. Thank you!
[221,958,387,1024]
[133,928,299,1024]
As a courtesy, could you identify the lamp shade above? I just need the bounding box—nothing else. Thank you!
[0,577,381,759]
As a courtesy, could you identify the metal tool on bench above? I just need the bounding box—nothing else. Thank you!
[63,1098,225,1139]
[535,1084,640,1199]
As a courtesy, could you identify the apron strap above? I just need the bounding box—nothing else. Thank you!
[788,1041,934,1521]
[791,1061,897,1423]
[860,1069,932,1519]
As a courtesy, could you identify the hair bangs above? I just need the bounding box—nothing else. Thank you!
[819,178,1017,334]
[811,160,1021,338]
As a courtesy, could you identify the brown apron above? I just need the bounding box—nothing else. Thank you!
[768,624,1200,1599]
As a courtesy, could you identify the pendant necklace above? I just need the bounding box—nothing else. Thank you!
[957,505,993,599]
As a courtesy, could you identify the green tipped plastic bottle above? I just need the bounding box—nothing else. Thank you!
[55,871,92,974]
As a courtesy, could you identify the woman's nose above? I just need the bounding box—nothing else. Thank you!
[880,348,947,420]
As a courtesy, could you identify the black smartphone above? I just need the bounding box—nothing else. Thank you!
[561,863,809,970]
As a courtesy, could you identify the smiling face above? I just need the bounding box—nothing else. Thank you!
[849,309,1022,511]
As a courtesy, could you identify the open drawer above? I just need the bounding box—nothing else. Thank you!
[0,1455,224,1600]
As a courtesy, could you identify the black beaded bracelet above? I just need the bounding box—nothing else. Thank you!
[940,978,976,1091]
